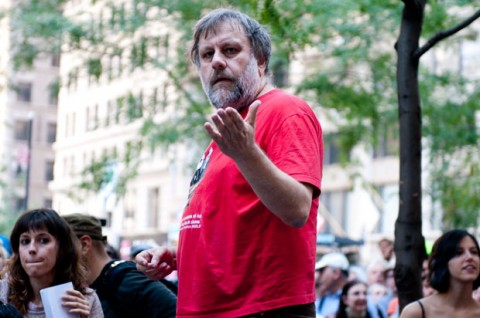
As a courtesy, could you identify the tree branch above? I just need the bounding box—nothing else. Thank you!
[414,8,480,59]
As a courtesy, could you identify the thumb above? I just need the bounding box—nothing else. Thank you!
[245,100,261,127]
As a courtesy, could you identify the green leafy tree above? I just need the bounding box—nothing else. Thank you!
[395,1,480,309]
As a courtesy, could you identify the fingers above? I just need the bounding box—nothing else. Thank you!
[135,249,154,266]
[136,247,176,280]
[204,122,219,140]
[245,100,261,127]
[62,290,90,317]
[206,100,261,137]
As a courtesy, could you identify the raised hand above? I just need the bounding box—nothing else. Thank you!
[204,100,261,160]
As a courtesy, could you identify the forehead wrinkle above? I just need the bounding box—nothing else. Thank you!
[201,20,247,41]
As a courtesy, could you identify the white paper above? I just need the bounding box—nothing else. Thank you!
[40,282,80,318]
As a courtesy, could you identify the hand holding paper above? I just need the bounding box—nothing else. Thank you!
[40,282,80,318]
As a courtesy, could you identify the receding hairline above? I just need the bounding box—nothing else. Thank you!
[190,8,271,69]
[198,18,249,40]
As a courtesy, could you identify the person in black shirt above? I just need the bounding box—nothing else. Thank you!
[64,213,177,318]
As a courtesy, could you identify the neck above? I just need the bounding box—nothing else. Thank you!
[256,80,274,99]
[327,278,346,295]
[86,250,113,285]
[30,276,54,305]
[441,282,477,308]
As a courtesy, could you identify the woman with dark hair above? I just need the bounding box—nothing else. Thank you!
[400,229,480,318]
[0,208,104,317]
[336,280,385,318]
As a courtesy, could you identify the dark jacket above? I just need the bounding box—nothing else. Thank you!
[91,260,177,318]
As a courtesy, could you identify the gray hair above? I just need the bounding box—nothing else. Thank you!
[190,8,272,72]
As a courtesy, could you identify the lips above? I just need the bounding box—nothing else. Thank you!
[212,77,232,85]
[463,264,477,271]
[211,71,233,85]
[26,259,43,264]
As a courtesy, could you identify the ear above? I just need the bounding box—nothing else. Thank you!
[257,60,267,77]
[78,235,93,255]
[332,268,342,279]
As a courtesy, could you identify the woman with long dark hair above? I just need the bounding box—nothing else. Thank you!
[336,280,384,318]
[400,229,480,318]
[0,208,103,317]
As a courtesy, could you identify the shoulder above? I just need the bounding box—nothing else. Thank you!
[85,287,100,303]
[260,89,312,112]
[400,300,424,318]
[85,288,105,318]
[256,89,320,135]
[0,278,8,304]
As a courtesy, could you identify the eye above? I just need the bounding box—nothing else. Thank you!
[224,47,238,56]
[39,237,50,244]
[201,51,214,61]
[20,238,30,246]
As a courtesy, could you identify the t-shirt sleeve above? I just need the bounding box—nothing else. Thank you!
[266,112,323,197]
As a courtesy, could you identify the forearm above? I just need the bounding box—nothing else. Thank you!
[234,143,313,228]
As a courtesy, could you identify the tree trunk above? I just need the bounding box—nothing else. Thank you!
[394,0,427,312]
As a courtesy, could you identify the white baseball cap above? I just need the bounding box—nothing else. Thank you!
[315,252,349,271]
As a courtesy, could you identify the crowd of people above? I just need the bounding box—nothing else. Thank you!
[0,7,479,318]
[314,229,480,318]
[1,207,479,318]
[314,245,396,318]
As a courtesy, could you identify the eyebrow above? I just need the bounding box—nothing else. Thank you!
[199,36,244,48]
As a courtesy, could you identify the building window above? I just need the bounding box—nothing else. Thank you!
[106,101,112,126]
[51,53,60,67]
[71,112,76,136]
[271,59,289,88]
[48,80,59,106]
[115,97,124,124]
[161,83,168,110]
[44,198,53,208]
[14,120,29,140]
[324,134,341,165]
[149,87,158,114]
[16,82,32,102]
[373,184,399,233]
[148,187,160,228]
[320,190,349,234]
[16,197,26,213]
[373,126,398,158]
[86,108,90,131]
[88,104,99,130]
[63,156,68,177]
[70,156,75,176]
[64,114,69,138]
[47,123,57,143]
[45,160,54,181]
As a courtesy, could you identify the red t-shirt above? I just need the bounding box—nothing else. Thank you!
[177,89,323,317]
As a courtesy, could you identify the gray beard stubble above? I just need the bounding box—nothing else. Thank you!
[201,57,261,111]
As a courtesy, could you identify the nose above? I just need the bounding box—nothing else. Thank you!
[211,51,226,70]
[465,250,475,259]
[28,241,36,254]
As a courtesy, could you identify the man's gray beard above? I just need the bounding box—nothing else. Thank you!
[202,57,261,110]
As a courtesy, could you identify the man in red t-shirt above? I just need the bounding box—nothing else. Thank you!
[137,8,323,318]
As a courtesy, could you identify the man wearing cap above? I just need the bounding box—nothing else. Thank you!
[315,252,350,318]
[64,213,177,318]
